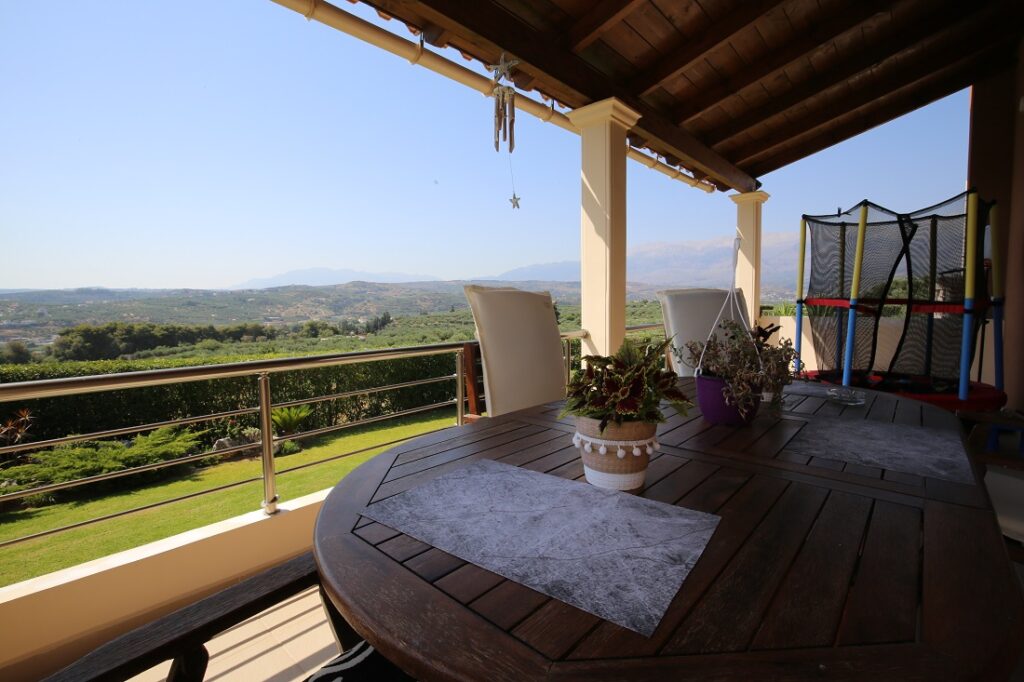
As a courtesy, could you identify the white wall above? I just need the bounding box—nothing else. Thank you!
[0,490,327,682]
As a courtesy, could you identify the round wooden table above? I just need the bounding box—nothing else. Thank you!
[314,381,1024,680]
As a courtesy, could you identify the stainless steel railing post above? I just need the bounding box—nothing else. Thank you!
[455,349,465,426]
[257,372,279,515]
[563,339,572,386]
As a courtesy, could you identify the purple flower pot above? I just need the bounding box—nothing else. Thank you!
[695,374,760,426]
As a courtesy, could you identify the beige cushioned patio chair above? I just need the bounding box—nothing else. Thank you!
[464,285,566,417]
[656,288,749,377]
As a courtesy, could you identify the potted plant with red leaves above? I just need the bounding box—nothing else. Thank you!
[561,339,691,493]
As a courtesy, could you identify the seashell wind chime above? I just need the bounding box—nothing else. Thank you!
[490,53,521,209]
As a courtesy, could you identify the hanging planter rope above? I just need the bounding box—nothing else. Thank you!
[694,231,764,377]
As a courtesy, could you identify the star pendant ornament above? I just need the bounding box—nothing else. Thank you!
[510,193,521,209]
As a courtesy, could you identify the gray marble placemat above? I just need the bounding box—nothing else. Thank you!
[786,415,974,483]
[362,459,720,636]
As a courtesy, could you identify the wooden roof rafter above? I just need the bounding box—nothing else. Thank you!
[567,0,648,53]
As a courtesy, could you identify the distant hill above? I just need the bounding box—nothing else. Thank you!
[1,233,801,345]
[232,268,439,289]
[491,232,799,289]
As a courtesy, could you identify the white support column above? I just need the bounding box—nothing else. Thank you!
[731,190,770,325]
[567,98,642,357]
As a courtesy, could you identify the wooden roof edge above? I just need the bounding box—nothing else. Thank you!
[363,0,758,192]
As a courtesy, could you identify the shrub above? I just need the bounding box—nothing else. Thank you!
[277,440,301,456]
[0,427,205,502]
[0,353,457,441]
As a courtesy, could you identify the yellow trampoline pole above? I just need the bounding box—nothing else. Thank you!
[842,203,868,386]
[959,191,979,400]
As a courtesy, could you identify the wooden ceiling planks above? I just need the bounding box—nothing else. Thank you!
[353,0,1022,186]
[725,4,1021,165]
[628,0,787,96]
[705,0,988,147]
[745,46,1013,177]
[568,0,648,52]
[670,0,890,125]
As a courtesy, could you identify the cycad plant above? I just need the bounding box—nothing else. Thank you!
[271,405,312,436]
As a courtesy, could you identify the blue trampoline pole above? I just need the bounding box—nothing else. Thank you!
[842,204,869,387]
[960,303,974,401]
[795,219,806,373]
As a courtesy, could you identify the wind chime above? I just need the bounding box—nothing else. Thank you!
[490,53,520,209]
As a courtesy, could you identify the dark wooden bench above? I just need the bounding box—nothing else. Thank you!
[44,552,322,682]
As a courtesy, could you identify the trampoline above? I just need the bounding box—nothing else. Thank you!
[794,190,1006,412]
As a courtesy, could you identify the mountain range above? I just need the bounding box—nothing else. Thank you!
[489,232,798,287]
[221,232,799,289]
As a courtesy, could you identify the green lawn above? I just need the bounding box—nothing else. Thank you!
[0,408,456,587]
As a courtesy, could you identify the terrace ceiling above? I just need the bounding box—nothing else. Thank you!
[358,0,1023,192]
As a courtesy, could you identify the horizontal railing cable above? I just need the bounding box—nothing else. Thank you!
[269,374,455,410]
[0,332,613,549]
[0,406,262,457]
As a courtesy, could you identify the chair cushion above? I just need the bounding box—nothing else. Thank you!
[464,285,566,417]
[306,640,414,682]
[656,288,749,377]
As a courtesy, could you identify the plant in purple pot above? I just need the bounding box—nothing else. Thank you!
[680,320,799,425]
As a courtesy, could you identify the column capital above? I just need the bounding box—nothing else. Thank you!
[567,98,642,131]
[730,190,770,205]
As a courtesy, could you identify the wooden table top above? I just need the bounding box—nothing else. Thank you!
[313,380,1024,681]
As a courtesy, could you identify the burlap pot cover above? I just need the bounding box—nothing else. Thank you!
[575,417,657,493]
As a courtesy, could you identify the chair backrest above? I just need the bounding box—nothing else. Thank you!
[656,288,750,377]
[464,285,566,417]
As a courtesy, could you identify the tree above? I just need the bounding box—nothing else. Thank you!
[0,341,32,364]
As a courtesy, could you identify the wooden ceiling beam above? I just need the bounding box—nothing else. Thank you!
[670,0,891,125]
[743,47,1011,177]
[728,21,1019,166]
[568,0,647,53]
[628,0,786,97]
[387,0,759,191]
[704,0,995,147]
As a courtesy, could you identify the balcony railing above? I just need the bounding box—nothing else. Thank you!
[0,325,662,557]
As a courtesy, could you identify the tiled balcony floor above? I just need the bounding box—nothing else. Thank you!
[130,588,337,682]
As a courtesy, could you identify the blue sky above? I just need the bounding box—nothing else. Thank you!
[0,1,970,289]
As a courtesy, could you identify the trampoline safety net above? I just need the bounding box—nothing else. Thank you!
[802,191,990,393]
